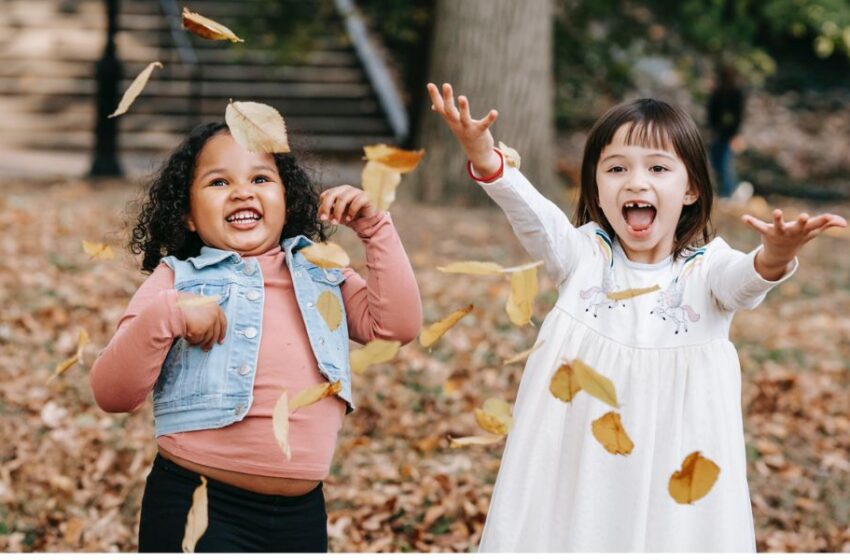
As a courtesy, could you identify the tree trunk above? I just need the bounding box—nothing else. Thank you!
[411,0,557,205]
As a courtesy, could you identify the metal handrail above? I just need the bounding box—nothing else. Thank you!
[159,0,202,129]
[333,0,409,142]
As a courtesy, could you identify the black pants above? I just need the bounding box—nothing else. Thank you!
[138,453,328,552]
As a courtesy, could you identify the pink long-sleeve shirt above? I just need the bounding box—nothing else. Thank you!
[90,212,421,479]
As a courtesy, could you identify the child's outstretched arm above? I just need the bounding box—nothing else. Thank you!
[744,209,846,281]
[427,82,591,285]
[707,208,846,310]
[318,185,422,344]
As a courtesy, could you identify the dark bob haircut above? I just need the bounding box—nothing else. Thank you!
[130,122,327,272]
[575,98,714,259]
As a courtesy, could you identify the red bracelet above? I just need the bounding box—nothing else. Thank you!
[466,148,504,183]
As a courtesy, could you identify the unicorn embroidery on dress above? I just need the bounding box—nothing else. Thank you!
[650,248,704,333]
[580,230,626,317]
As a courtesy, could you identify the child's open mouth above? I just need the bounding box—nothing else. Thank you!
[622,201,656,238]
[226,209,263,230]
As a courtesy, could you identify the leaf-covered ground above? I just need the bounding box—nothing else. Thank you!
[0,179,848,552]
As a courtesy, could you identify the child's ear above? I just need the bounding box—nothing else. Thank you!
[184,214,197,232]
[683,185,699,206]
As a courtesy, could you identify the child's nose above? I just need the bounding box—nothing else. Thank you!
[230,183,255,199]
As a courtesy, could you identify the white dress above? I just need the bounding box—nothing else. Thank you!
[475,167,796,552]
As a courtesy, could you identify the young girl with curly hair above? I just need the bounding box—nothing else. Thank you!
[427,82,845,552]
[90,122,422,552]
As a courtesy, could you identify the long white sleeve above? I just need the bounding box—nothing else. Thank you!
[705,238,798,311]
[476,166,593,286]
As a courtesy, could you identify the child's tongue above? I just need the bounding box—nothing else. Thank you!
[624,207,656,230]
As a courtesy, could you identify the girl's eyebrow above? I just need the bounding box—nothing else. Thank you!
[600,152,676,164]
[197,165,277,181]
[198,168,227,181]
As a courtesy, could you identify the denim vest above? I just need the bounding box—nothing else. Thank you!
[154,236,352,437]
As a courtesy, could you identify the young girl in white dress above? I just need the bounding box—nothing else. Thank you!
[427,82,846,552]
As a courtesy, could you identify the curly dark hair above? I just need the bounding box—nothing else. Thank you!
[130,122,327,272]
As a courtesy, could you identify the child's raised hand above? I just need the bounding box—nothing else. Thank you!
[318,185,378,225]
[176,293,227,352]
[743,209,847,280]
[426,82,502,177]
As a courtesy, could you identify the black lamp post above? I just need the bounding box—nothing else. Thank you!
[89,0,123,177]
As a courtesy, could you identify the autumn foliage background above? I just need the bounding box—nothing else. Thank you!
[0,176,847,551]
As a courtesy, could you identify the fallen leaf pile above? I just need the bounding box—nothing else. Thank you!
[0,179,848,551]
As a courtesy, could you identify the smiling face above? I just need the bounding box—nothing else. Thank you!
[595,124,698,263]
[186,132,286,256]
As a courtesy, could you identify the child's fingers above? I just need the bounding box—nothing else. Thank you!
[804,224,833,243]
[458,95,473,126]
[332,190,361,223]
[218,308,227,343]
[772,209,786,233]
[442,83,460,120]
[318,187,344,221]
[741,214,771,236]
[478,109,499,129]
[346,193,373,220]
[427,83,445,114]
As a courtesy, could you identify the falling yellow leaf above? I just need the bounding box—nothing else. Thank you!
[289,380,342,413]
[301,242,350,269]
[175,294,220,309]
[668,451,721,504]
[272,392,291,460]
[572,359,619,408]
[108,61,162,118]
[419,304,474,348]
[549,362,582,403]
[182,7,244,42]
[181,476,208,553]
[316,291,342,331]
[474,398,513,435]
[449,434,505,448]
[350,339,401,374]
[506,266,538,326]
[363,144,425,173]
[362,160,402,212]
[498,141,521,169]
[591,411,634,455]
[504,339,545,365]
[436,261,504,275]
[501,260,544,273]
[607,284,661,301]
[82,240,115,260]
[49,329,91,382]
[225,100,290,154]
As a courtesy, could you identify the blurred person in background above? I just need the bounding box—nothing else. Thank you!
[707,64,747,199]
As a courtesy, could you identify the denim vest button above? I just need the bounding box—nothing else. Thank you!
[243,262,256,275]
[307,301,314,308]
[244,327,258,339]
[245,289,260,301]
[234,404,244,415]
[238,363,251,375]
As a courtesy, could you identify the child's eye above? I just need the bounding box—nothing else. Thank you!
[209,178,227,187]
[253,175,271,184]
[608,166,625,173]
[650,165,668,173]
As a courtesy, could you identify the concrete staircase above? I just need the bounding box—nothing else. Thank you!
[0,0,398,178]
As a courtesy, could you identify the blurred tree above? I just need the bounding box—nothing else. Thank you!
[411,0,558,204]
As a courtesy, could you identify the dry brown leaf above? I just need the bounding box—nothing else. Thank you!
[419,304,474,348]
[350,339,401,374]
[591,411,634,455]
[506,266,538,326]
[289,380,342,413]
[225,101,290,154]
[82,240,115,260]
[301,242,350,269]
[363,144,425,173]
[668,451,721,504]
[108,61,162,118]
[182,476,208,553]
[607,284,661,301]
[448,434,505,448]
[572,359,619,408]
[316,290,342,331]
[436,261,504,275]
[272,392,291,460]
[498,141,521,169]
[50,329,90,381]
[182,7,244,42]
[549,362,582,403]
[362,160,402,212]
[473,398,513,435]
[504,339,545,365]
